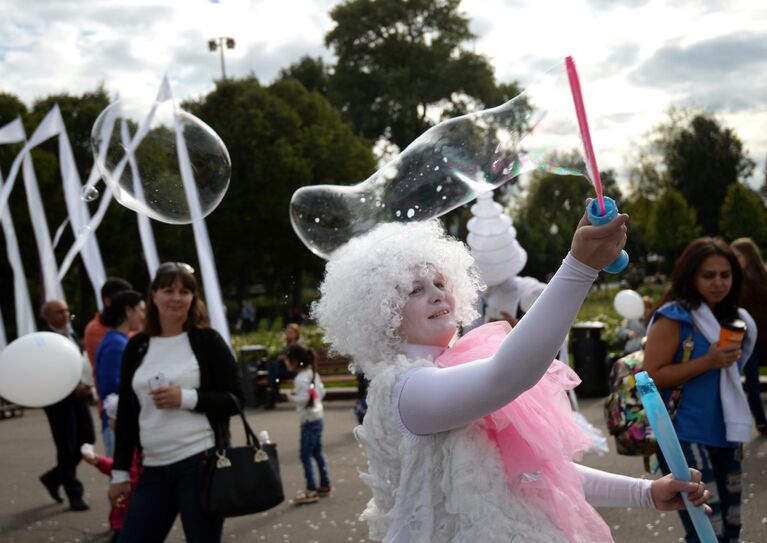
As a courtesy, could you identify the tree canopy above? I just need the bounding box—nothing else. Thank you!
[184,77,375,308]
[655,110,755,235]
[324,0,511,150]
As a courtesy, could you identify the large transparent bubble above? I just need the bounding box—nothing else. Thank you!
[291,60,594,259]
[91,98,230,224]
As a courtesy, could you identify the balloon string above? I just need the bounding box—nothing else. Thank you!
[565,56,605,215]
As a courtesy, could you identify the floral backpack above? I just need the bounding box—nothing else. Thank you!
[603,332,694,470]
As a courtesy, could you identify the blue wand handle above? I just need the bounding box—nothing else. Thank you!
[586,196,629,273]
[635,372,717,543]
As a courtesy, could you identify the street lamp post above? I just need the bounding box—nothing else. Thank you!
[208,37,236,80]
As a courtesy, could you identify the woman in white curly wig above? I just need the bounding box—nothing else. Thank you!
[314,211,711,543]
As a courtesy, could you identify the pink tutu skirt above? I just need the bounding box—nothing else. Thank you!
[436,321,613,543]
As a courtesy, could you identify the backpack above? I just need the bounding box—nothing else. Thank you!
[603,333,694,470]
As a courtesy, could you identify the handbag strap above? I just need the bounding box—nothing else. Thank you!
[213,393,263,450]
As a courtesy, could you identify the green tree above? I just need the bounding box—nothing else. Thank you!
[626,150,668,201]
[185,77,376,311]
[719,182,767,244]
[621,194,654,271]
[278,56,330,95]
[655,111,754,235]
[514,170,593,279]
[325,0,509,150]
[648,188,701,271]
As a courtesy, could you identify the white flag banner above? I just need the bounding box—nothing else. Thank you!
[0,123,37,341]
[22,140,65,301]
[121,115,159,277]
[0,117,26,144]
[42,105,107,309]
[0,173,37,338]
[167,77,230,343]
[0,118,38,338]
[0,114,66,302]
[0,305,6,350]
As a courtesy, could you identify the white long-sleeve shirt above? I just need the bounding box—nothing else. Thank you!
[288,369,326,423]
[394,253,654,508]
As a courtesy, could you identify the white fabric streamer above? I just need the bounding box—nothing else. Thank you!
[122,117,159,277]
[0,119,38,340]
[0,116,65,302]
[167,76,230,343]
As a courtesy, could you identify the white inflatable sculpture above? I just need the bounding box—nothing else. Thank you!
[466,191,544,321]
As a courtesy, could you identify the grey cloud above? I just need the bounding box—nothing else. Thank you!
[16,2,175,32]
[630,32,767,111]
[597,42,640,74]
[594,112,635,131]
[632,33,767,84]
[230,40,330,83]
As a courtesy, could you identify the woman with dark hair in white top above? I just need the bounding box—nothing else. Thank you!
[108,262,241,543]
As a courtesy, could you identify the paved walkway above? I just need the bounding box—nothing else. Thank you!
[1,396,765,542]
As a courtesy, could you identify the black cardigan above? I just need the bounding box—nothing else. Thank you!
[113,327,243,472]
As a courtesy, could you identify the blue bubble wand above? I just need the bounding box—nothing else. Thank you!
[566,56,629,273]
[635,371,717,543]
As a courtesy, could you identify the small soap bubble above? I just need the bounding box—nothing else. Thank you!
[77,225,92,239]
[80,185,100,202]
[407,208,415,218]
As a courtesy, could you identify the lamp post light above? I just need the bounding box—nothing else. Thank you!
[208,37,236,80]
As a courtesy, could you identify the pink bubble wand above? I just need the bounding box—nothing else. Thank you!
[565,55,605,215]
[566,56,628,273]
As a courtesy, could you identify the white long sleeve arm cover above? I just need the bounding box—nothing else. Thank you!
[399,253,599,435]
[575,464,655,508]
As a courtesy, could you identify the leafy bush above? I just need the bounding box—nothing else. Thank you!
[231,324,328,359]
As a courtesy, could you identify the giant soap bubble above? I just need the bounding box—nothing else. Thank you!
[91,97,231,224]
[291,61,593,259]
[0,332,83,407]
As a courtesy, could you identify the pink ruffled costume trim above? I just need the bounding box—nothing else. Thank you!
[436,322,613,543]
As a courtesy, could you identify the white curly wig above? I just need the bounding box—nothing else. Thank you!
[312,220,483,377]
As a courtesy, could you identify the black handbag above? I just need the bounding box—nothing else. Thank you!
[199,394,284,517]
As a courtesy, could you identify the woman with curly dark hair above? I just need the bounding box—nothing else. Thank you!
[644,237,756,542]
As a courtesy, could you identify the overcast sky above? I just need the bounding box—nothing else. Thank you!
[1,0,766,186]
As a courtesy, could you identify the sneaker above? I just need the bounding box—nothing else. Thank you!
[317,485,331,497]
[292,490,319,505]
[69,498,90,511]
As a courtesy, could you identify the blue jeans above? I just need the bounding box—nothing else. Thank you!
[658,441,742,543]
[117,451,223,543]
[300,419,330,491]
[102,426,115,458]
[744,341,767,426]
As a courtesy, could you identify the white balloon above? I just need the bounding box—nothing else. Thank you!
[613,289,645,320]
[0,332,82,407]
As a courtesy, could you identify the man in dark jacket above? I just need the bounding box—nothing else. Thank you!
[38,300,96,511]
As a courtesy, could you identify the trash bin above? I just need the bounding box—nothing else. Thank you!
[570,321,608,398]
[239,344,268,407]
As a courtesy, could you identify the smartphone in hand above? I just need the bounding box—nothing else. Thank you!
[148,372,169,391]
